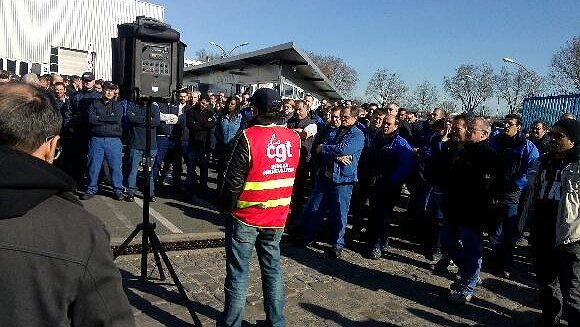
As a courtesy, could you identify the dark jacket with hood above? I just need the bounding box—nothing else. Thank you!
[0,146,135,327]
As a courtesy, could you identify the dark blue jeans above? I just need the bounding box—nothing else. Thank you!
[441,222,483,295]
[221,218,285,327]
[86,137,123,195]
[152,136,178,186]
[299,177,353,249]
[126,149,157,196]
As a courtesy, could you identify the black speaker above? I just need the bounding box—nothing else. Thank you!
[112,16,186,100]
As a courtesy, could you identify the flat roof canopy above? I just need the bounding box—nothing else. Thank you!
[183,42,344,100]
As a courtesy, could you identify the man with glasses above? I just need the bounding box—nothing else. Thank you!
[80,82,125,201]
[519,119,580,326]
[293,106,364,258]
[0,82,135,326]
[441,117,497,304]
[489,114,539,279]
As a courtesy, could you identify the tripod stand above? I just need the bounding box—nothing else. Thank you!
[113,97,202,327]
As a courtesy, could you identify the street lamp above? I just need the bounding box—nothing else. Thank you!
[502,57,532,75]
[209,41,249,58]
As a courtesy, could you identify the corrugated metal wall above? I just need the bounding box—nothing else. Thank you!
[0,0,164,79]
[521,94,580,128]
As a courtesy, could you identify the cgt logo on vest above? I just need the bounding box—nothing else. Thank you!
[266,134,293,163]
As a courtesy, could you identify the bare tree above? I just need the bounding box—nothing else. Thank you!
[307,52,358,97]
[549,36,580,93]
[438,99,458,114]
[194,48,221,62]
[365,68,408,105]
[443,64,494,113]
[409,81,438,112]
[495,66,543,114]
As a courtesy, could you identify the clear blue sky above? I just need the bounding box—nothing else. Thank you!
[152,0,579,98]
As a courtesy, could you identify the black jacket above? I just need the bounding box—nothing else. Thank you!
[0,146,134,326]
[441,140,498,228]
[87,98,124,138]
[126,101,160,150]
[186,106,215,148]
[287,116,316,162]
[65,88,101,134]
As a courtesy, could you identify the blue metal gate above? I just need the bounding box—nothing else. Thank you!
[521,94,580,129]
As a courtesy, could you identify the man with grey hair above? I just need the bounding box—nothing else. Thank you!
[441,116,497,304]
[21,73,41,86]
[0,83,134,326]
[293,106,365,258]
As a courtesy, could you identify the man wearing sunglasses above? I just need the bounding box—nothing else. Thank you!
[0,83,135,326]
[519,118,580,327]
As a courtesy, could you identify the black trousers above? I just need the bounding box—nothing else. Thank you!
[369,183,402,244]
[532,241,580,326]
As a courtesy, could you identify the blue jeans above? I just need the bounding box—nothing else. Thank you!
[86,137,124,195]
[298,177,353,249]
[126,149,157,196]
[441,223,483,295]
[221,218,285,327]
[490,202,519,271]
[152,136,178,185]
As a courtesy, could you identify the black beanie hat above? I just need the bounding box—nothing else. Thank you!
[554,118,580,144]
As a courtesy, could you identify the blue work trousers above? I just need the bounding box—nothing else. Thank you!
[299,177,353,249]
[86,137,123,195]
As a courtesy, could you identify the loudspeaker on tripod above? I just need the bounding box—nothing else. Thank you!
[112,16,186,100]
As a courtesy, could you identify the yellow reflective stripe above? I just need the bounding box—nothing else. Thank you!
[236,197,292,209]
[243,178,295,191]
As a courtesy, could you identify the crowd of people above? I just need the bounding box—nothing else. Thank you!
[1,69,579,327]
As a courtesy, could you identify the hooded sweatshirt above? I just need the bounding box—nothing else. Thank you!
[0,146,135,326]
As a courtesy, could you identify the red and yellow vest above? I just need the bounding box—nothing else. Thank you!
[233,125,301,228]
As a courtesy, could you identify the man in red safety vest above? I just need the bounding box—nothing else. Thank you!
[218,88,301,327]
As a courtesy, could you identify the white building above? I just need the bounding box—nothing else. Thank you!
[0,0,163,79]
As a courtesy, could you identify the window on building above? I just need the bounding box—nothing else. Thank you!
[7,60,16,73]
[31,63,41,74]
[18,62,29,76]
[50,47,59,73]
